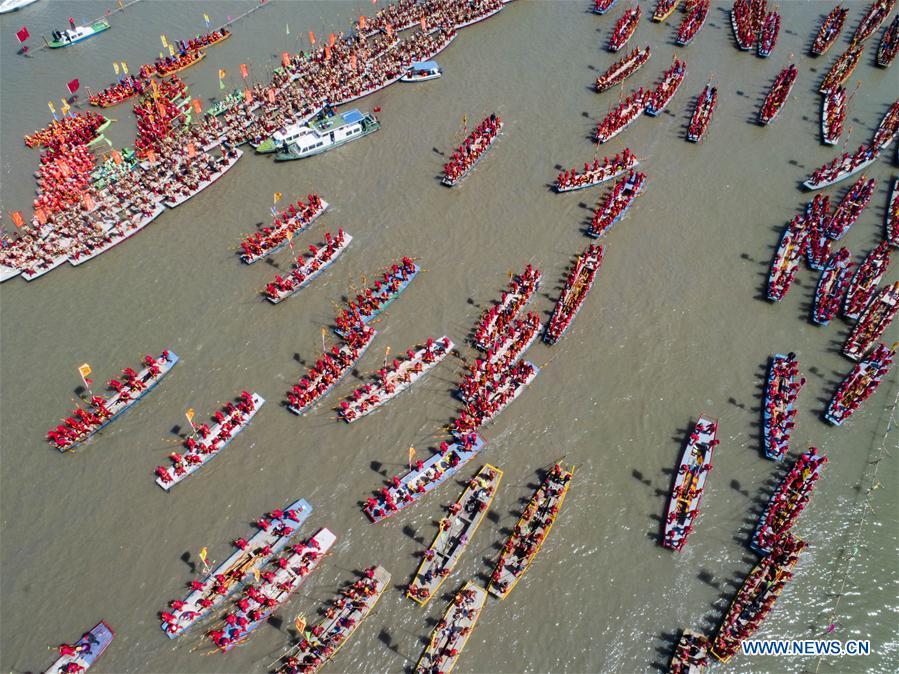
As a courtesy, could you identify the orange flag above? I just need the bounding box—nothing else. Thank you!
[112,150,123,165]
[308,31,315,45]
[359,15,366,29]
[34,207,47,225]
[82,193,95,210]
[385,23,393,37]
[240,63,249,78]
[281,51,290,67]
[329,33,336,46]
[187,142,196,158]
[267,88,276,104]
[156,100,167,117]
[11,211,25,228]
[243,89,252,104]
[350,53,357,69]
[420,17,426,31]
[146,149,157,163]
[192,98,202,114]
[324,45,331,59]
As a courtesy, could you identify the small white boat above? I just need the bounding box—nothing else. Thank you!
[274,109,380,161]
[401,60,442,82]
[0,0,39,14]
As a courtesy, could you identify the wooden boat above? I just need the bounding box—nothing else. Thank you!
[44,621,115,673]
[843,241,892,320]
[554,148,638,192]
[886,178,898,247]
[767,214,811,301]
[687,83,718,142]
[155,50,206,77]
[407,465,503,605]
[653,0,681,23]
[804,195,832,266]
[762,353,803,461]
[162,149,243,208]
[826,343,896,424]
[452,361,539,436]
[263,231,353,304]
[811,5,848,56]
[160,498,312,638]
[843,281,899,360]
[183,28,231,52]
[821,86,846,145]
[827,176,875,239]
[155,392,265,490]
[593,0,618,14]
[209,528,336,652]
[473,265,541,349]
[752,449,826,553]
[661,416,718,550]
[608,5,641,52]
[676,0,710,46]
[287,326,376,415]
[488,463,573,598]
[338,337,453,423]
[802,143,879,190]
[758,64,797,125]
[68,203,166,267]
[872,101,899,150]
[415,583,488,674]
[544,244,603,345]
[238,196,329,264]
[819,44,862,92]
[812,248,853,325]
[730,0,757,51]
[334,260,419,335]
[459,314,542,403]
[363,433,487,523]
[274,566,391,674]
[669,630,709,674]
[441,115,503,187]
[593,89,649,143]
[595,45,651,93]
[877,15,899,66]
[0,264,21,283]
[711,534,806,663]
[47,18,110,48]
[587,171,646,238]
[757,11,781,57]
[646,57,687,115]
[89,75,149,108]
[46,351,179,452]
[850,0,896,45]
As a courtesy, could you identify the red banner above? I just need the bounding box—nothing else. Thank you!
[281,51,290,67]
[16,26,30,43]
[308,31,315,45]
[66,78,80,94]
[240,63,249,78]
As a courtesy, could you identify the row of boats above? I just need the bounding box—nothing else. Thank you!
[732,0,782,57]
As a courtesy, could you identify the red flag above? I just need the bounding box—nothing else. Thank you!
[11,211,25,228]
[66,78,80,94]
[16,26,30,43]
[308,31,315,45]
[34,207,47,225]
[281,51,290,67]
[240,63,249,78]
[192,98,202,115]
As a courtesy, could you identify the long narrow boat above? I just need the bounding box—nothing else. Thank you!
[407,465,503,605]
[653,0,681,23]
[155,392,265,490]
[821,86,846,146]
[208,528,337,652]
[827,176,876,239]
[877,15,899,66]
[730,0,759,51]
[238,195,329,264]
[872,101,899,150]
[645,57,687,116]
[489,463,573,598]
[661,416,718,551]
[287,325,376,415]
[811,5,848,56]
[850,0,896,45]
[181,28,231,52]
[675,0,710,46]
[711,535,806,663]
[587,171,647,238]
[767,215,811,301]
[415,583,488,674]
[263,231,352,304]
[758,64,797,125]
[68,203,167,267]
[44,621,115,673]
[752,449,827,554]
[89,75,150,108]
[825,343,896,424]
[756,11,781,57]
[762,354,803,461]
[459,314,542,403]
[819,44,863,93]
[363,433,487,523]
[46,351,179,452]
[594,46,651,93]
[47,18,110,48]
[159,498,312,638]
[473,265,541,349]
[886,178,898,247]
[441,114,503,187]
[844,241,892,319]
[162,149,243,208]
[338,337,453,422]
[593,0,618,14]
[803,144,879,191]
[155,50,206,78]
[843,281,899,360]
[544,244,603,345]
[334,259,419,336]
[593,89,649,143]
[812,248,853,325]
[452,361,539,436]
[687,83,718,142]
[274,566,391,674]
[669,630,709,674]
[554,148,638,192]
[608,5,641,52]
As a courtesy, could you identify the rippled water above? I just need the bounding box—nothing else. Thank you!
[1,1,897,673]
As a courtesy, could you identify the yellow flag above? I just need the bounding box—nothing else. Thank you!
[203,12,210,23]
[61,99,70,114]
[273,192,282,204]
[168,43,175,57]
[121,61,129,74]
[161,34,168,48]
[253,567,261,582]
[294,615,306,634]
[78,363,92,378]
[385,346,391,356]
[408,446,416,465]
[48,101,56,113]
[113,62,120,75]
[218,68,226,80]
[199,547,208,562]
[186,408,195,423]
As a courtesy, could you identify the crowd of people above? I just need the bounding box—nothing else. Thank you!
[416,584,486,674]
[763,353,804,461]
[877,14,899,66]
[752,449,828,553]
[758,64,797,125]
[811,4,847,55]
[24,112,108,150]
[732,0,768,51]
[263,229,349,302]
[812,247,853,325]
[820,43,863,93]
[843,281,899,360]
[675,0,709,46]
[757,10,781,56]
[334,257,418,333]
[687,83,717,142]
[826,343,896,424]
[821,86,846,145]
[668,631,709,674]
[645,57,686,115]
[594,45,650,93]
[441,113,502,185]
[588,171,646,238]
[608,4,640,52]
[872,100,898,150]
[593,88,648,143]
[804,143,879,189]
[453,360,537,436]
[472,265,540,349]
[239,194,326,263]
[544,244,603,345]
[554,148,637,192]
[827,176,875,239]
[89,74,150,108]
[460,312,540,402]
[851,0,895,44]
[843,240,892,320]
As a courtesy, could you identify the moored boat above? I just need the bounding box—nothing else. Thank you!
[489,463,573,598]
[544,244,603,345]
[825,343,896,424]
[645,57,687,115]
[676,0,710,46]
[594,45,651,93]
[274,108,381,161]
[661,416,718,550]
[758,64,797,125]
[401,60,442,82]
[827,176,875,239]
[407,465,502,605]
[441,114,503,186]
[653,0,681,23]
[334,258,419,335]
[843,281,899,360]
[812,248,853,325]
[363,433,487,523]
[587,171,646,238]
[162,148,243,208]
[554,148,638,192]
[762,353,804,461]
[821,86,846,146]
[687,83,718,142]
[803,143,879,190]
[756,11,781,57]
[263,230,352,304]
[415,583,488,674]
[811,5,848,56]
[44,621,115,673]
[819,44,862,92]
[843,241,892,320]
[89,74,149,108]
[47,18,110,48]
[238,195,328,264]
[877,15,899,66]
[608,5,641,52]
[159,498,312,638]
[473,265,541,349]
[593,88,649,143]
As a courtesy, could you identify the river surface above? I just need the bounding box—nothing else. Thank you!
[1,1,897,673]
